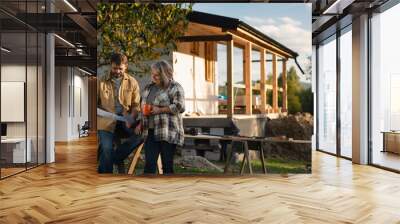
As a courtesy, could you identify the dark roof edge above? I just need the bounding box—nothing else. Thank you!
[187,11,298,58]
[187,11,239,30]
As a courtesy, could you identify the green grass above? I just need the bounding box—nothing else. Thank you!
[118,156,310,175]
[214,158,308,174]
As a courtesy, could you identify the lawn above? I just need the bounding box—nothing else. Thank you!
[120,155,310,175]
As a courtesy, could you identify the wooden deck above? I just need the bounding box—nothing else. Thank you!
[0,135,399,223]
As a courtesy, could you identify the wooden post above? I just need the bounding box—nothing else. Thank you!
[245,42,252,115]
[260,49,266,113]
[282,59,288,113]
[272,54,278,113]
[227,39,234,118]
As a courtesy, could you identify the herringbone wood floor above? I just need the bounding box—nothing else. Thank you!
[1,135,400,224]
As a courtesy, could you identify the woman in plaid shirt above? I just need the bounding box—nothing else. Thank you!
[136,60,185,174]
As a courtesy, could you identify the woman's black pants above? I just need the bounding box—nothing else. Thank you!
[143,129,177,174]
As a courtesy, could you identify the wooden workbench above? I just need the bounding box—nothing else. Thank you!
[184,134,311,174]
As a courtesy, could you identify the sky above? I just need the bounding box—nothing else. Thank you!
[192,3,312,83]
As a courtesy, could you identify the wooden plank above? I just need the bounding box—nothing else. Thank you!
[253,83,283,91]
[224,144,233,174]
[128,143,163,175]
[184,134,312,144]
[187,22,225,36]
[240,153,247,175]
[227,39,234,118]
[157,156,163,175]
[260,142,267,174]
[272,54,278,113]
[229,28,293,59]
[233,83,246,89]
[178,34,232,42]
[245,42,252,115]
[252,59,287,62]
[127,143,144,175]
[260,48,266,113]
[282,59,288,112]
[244,141,253,174]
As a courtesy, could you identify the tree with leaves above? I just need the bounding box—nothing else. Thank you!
[268,66,310,114]
[97,3,192,75]
[300,87,313,114]
[285,66,302,114]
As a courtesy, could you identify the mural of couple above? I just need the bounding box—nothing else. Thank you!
[97,3,313,175]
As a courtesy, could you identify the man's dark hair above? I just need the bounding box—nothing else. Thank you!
[110,53,128,65]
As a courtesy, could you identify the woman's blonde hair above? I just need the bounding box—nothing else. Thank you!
[151,60,173,88]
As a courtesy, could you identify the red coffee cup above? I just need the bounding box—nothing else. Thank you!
[142,104,152,116]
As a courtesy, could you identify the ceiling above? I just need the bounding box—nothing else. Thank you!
[311,0,390,43]
[1,0,395,73]
[0,0,97,73]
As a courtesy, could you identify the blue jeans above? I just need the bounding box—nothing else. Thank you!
[143,129,177,174]
[98,121,143,173]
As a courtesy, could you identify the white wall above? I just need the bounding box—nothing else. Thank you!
[173,42,218,115]
[55,67,89,141]
[1,63,46,164]
[55,67,68,141]
[1,65,32,137]
[1,65,26,138]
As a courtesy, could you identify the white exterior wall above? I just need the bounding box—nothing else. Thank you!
[172,42,219,115]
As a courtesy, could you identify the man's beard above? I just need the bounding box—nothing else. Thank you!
[111,71,123,77]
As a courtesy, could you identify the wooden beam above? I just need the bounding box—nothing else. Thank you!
[260,48,266,113]
[227,31,288,58]
[282,59,288,113]
[252,59,287,62]
[227,39,234,118]
[245,42,252,115]
[272,54,278,113]
[236,27,294,58]
[230,33,289,59]
[228,29,293,59]
[178,35,232,42]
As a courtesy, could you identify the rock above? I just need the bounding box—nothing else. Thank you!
[265,113,313,140]
[175,156,223,172]
[181,148,197,157]
[204,150,220,161]
[263,113,313,161]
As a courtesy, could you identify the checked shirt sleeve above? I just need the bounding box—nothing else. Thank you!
[168,83,185,114]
